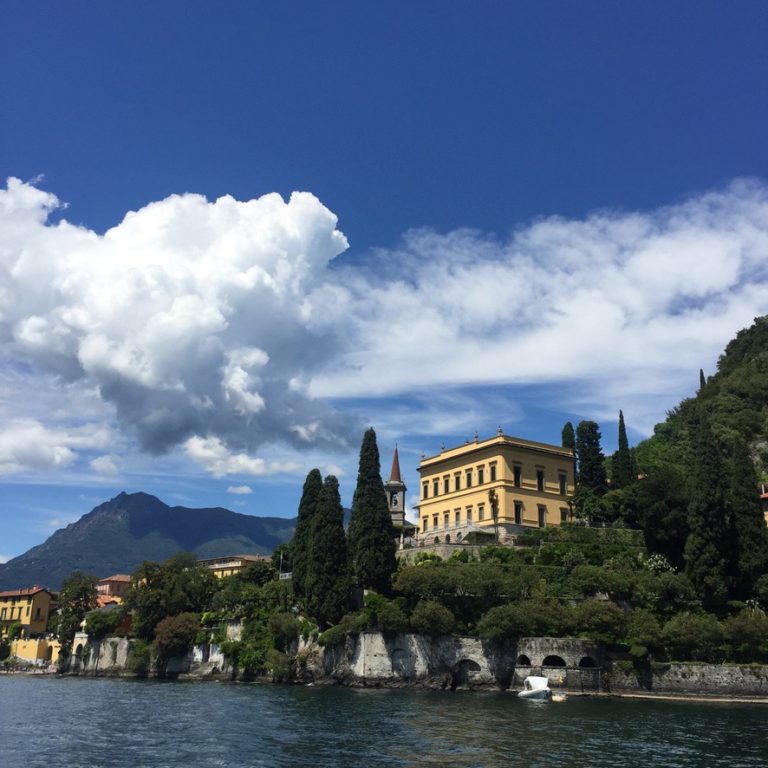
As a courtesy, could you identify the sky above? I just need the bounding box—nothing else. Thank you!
[1,1,768,563]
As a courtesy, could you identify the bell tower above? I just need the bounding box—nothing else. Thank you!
[384,445,407,527]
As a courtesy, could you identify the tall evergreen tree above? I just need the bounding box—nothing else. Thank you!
[726,439,768,600]
[612,410,634,489]
[291,468,323,599]
[684,408,729,609]
[699,368,706,391]
[561,421,575,451]
[347,428,397,594]
[575,420,607,495]
[305,475,350,628]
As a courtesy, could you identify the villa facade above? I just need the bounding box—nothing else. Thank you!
[416,429,575,543]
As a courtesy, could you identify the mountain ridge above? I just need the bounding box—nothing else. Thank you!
[0,491,296,591]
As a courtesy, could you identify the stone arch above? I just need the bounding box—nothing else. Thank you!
[74,643,84,659]
[433,536,440,544]
[445,534,451,543]
[516,654,531,666]
[542,654,566,667]
[578,656,598,668]
[451,658,482,691]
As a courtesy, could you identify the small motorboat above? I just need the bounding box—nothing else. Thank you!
[518,675,551,700]
[551,692,567,702]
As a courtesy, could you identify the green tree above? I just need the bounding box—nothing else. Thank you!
[561,421,575,450]
[725,440,768,600]
[683,409,729,609]
[661,612,724,662]
[575,420,607,496]
[153,612,200,660]
[84,609,122,640]
[347,428,396,594]
[410,600,455,636]
[55,571,98,655]
[125,552,218,640]
[612,410,634,489]
[291,468,323,598]
[306,475,350,628]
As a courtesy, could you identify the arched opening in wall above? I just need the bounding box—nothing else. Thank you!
[516,654,531,666]
[75,643,83,659]
[542,655,566,667]
[445,534,451,543]
[451,659,482,691]
[433,537,440,544]
[579,656,597,668]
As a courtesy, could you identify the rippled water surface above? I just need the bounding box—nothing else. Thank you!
[1,676,766,767]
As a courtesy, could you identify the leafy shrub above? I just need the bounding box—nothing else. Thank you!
[267,649,294,681]
[153,612,200,659]
[661,612,724,662]
[317,613,364,647]
[722,607,768,662]
[268,612,300,652]
[127,639,151,674]
[409,600,455,636]
[85,609,122,640]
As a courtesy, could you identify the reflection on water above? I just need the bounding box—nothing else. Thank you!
[1,676,766,768]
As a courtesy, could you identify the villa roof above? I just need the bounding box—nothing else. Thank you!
[97,574,131,583]
[0,585,50,598]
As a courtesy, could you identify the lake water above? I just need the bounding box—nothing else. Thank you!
[1,676,766,767]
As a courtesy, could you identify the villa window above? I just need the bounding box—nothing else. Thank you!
[538,505,547,528]
[433,515,439,530]
[478,466,485,485]
[514,501,523,525]
[513,465,521,487]
[466,507,473,523]
[560,507,569,523]
[559,473,567,495]
[433,479,439,496]
[454,473,461,491]
[478,503,485,521]
[423,481,429,499]
[537,469,545,492]
[444,512,450,529]
[465,469,472,488]
[423,517,429,532]
[490,463,497,482]
[443,476,450,494]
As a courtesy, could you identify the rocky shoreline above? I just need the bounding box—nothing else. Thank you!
[51,630,768,701]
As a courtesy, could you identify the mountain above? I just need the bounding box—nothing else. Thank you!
[0,492,296,591]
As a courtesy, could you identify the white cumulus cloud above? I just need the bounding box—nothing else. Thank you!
[227,484,253,495]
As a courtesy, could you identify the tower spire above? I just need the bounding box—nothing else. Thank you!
[389,444,402,483]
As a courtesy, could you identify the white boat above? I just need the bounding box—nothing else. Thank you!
[518,675,551,700]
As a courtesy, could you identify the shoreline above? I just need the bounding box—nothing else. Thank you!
[7,668,768,704]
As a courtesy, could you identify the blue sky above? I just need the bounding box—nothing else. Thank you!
[1,2,768,563]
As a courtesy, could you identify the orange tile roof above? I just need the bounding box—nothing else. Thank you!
[0,585,50,598]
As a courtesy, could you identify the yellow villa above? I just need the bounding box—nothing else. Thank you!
[0,585,60,665]
[416,429,575,543]
[197,554,272,579]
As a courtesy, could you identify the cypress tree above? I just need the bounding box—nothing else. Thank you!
[575,420,607,495]
[305,475,350,628]
[612,410,634,489]
[699,368,706,391]
[561,422,575,451]
[683,408,729,609]
[348,428,397,594]
[291,468,323,599]
[726,439,768,600]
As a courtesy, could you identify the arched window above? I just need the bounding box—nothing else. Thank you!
[516,654,531,666]
[578,656,597,668]
[542,654,566,667]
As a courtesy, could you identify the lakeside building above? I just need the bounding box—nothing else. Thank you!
[96,574,131,605]
[416,429,575,543]
[197,554,271,579]
[0,585,60,665]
